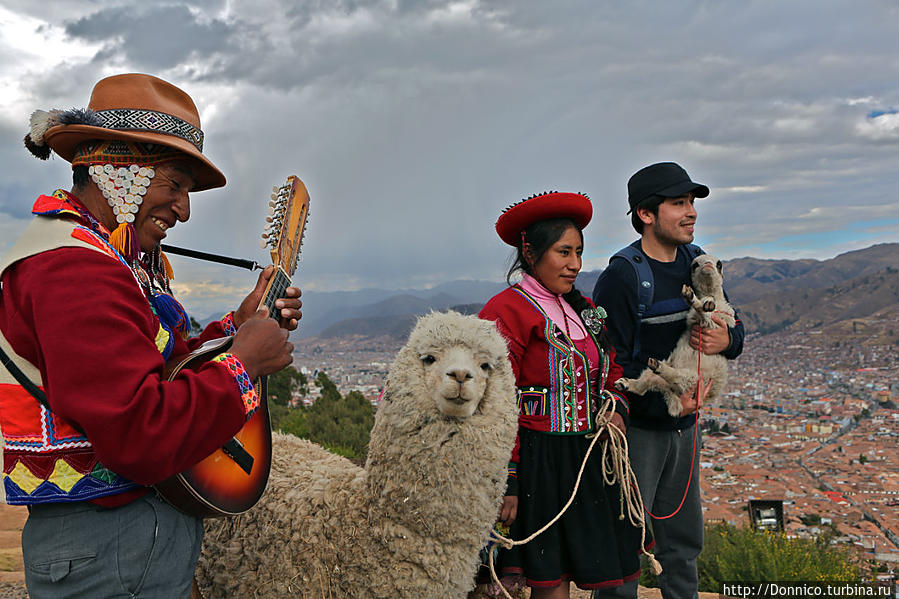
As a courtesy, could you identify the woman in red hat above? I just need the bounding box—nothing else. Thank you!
[479,192,650,598]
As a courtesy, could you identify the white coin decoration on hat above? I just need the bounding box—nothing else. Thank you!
[89,163,155,224]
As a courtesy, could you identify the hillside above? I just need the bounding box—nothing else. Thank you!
[722,243,898,304]
[301,244,898,342]
[738,266,899,339]
[294,283,504,338]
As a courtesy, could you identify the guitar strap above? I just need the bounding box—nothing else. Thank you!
[0,343,89,436]
[0,342,260,474]
[0,342,50,409]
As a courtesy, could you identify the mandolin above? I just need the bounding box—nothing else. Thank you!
[154,175,310,518]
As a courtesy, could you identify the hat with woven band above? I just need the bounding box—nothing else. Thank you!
[25,73,225,191]
[496,191,592,246]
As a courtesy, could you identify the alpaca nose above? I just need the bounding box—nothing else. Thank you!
[447,369,473,383]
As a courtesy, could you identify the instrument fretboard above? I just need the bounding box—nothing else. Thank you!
[263,268,292,321]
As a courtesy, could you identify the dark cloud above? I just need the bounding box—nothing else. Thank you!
[2,0,899,303]
[64,3,236,70]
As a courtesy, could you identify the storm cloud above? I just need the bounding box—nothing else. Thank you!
[2,0,898,318]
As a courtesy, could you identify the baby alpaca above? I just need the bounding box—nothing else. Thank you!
[615,254,736,416]
[195,310,518,599]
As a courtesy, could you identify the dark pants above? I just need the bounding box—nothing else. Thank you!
[624,425,704,599]
[23,493,203,599]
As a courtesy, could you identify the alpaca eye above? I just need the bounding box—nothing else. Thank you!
[420,354,436,365]
[716,260,722,270]
[480,362,492,371]
[692,262,699,270]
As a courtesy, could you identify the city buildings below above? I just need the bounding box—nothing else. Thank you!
[294,327,898,574]
[701,331,897,574]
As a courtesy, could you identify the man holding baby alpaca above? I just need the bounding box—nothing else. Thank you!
[592,162,744,599]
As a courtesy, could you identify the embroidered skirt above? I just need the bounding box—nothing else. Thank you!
[499,427,649,590]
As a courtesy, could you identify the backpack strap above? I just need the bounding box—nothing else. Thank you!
[678,243,703,263]
[610,241,703,361]
[611,240,654,361]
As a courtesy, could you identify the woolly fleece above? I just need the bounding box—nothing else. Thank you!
[196,311,518,598]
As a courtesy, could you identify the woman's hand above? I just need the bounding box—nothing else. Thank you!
[610,412,626,436]
[499,495,518,526]
[600,412,627,440]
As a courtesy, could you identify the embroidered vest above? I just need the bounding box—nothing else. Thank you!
[509,287,611,434]
[0,216,143,505]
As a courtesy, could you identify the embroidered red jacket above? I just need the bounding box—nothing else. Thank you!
[480,285,628,465]
[0,193,255,507]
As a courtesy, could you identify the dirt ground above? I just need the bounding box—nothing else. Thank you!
[0,503,26,598]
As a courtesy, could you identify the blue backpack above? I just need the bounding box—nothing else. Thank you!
[611,240,702,361]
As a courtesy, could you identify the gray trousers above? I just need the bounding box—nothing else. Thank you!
[623,425,703,599]
[592,578,639,598]
[22,493,203,599]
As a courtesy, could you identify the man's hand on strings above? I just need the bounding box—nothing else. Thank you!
[234,266,303,330]
[679,377,713,417]
[231,308,294,379]
[689,315,730,355]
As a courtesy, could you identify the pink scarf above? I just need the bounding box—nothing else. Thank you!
[519,274,588,340]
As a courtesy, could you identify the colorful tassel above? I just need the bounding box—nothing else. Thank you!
[152,291,190,337]
[108,222,139,261]
[159,250,174,280]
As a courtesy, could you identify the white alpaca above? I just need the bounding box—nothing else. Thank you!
[195,311,518,599]
[614,254,736,416]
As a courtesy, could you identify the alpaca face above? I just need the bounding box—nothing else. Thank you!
[419,344,493,418]
[690,254,723,296]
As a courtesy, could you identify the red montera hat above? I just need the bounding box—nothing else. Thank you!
[495,191,592,246]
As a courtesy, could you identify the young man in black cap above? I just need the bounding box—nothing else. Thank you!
[592,162,744,599]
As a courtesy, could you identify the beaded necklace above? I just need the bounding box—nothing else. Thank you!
[58,186,191,342]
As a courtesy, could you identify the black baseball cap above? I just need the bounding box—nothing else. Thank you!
[627,162,709,214]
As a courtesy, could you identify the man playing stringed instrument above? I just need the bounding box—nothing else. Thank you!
[0,74,301,598]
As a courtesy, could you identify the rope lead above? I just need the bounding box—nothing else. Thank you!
[486,391,661,598]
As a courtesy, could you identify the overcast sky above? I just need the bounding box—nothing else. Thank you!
[1,0,898,317]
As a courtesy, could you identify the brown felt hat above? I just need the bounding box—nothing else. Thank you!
[26,73,225,191]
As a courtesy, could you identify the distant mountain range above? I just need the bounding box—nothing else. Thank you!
[297,281,505,338]
[294,243,898,343]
